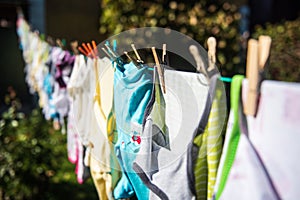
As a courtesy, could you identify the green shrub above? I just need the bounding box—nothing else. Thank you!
[0,89,97,199]
[253,18,300,82]
[0,89,64,199]
[99,0,243,76]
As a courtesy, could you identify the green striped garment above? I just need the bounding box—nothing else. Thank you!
[194,80,227,200]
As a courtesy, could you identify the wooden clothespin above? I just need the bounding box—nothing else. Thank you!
[56,39,64,49]
[124,51,133,61]
[189,45,208,77]
[102,47,114,59]
[131,44,144,65]
[89,142,94,149]
[47,36,55,46]
[124,51,141,68]
[105,43,118,58]
[207,37,217,72]
[101,41,115,60]
[244,35,271,116]
[258,35,272,71]
[70,40,79,55]
[152,47,166,94]
[162,44,167,63]
[244,39,259,116]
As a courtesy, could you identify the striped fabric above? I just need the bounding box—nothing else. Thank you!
[194,132,208,200]
[194,80,227,200]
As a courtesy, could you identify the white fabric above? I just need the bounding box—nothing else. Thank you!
[68,55,83,97]
[90,57,113,171]
[163,69,208,152]
[245,80,300,200]
[67,103,79,164]
[93,57,114,138]
[218,80,300,200]
[220,130,279,200]
[71,57,91,145]
[218,108,278,200]
[146,69,209,200]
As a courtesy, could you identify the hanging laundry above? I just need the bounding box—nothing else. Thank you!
[213,76,281,200]
[193,75,227,200]
[67,104,79,164]
[89,57,120,200]
[133,67,168,199]
[112,61,153,199]
[44,47,62,123]
[133,66,224,199]
[76,145,91,184]
[71,56,93,145]
[67,54,86,182]
[244,79,300,199]
[52,51,75,130]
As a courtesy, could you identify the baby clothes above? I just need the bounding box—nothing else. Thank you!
[243,79,300,199]
[71,57,93,146]
[113,62,153,199]
[133,68,212,200]
[192,75,227,200]
[66,54,92,184]
[89,57,116,200]
[16,16,30,52]
[52,51,75,128]
[44,47,65,124]
[67,104,79,164]
[76,144,91,184]
[67,55,83,164]
[33,40,50,109]
[24,32,40,94]
[213,75,280,200]
[90,156,113,200]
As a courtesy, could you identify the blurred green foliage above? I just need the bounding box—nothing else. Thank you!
[253,18,300,82]
[99,0,243,76]
[0,88,97,200]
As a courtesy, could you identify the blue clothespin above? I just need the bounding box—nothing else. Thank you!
[113,39,117,52]
[101,41,116,69]
[104,40,124,71]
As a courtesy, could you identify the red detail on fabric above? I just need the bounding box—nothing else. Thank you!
[131,135,141,144]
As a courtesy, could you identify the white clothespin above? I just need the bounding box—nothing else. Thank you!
[207,37,217,72]
[189,45,208,78]
[101,47,113,59]
[162,43,167,63]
